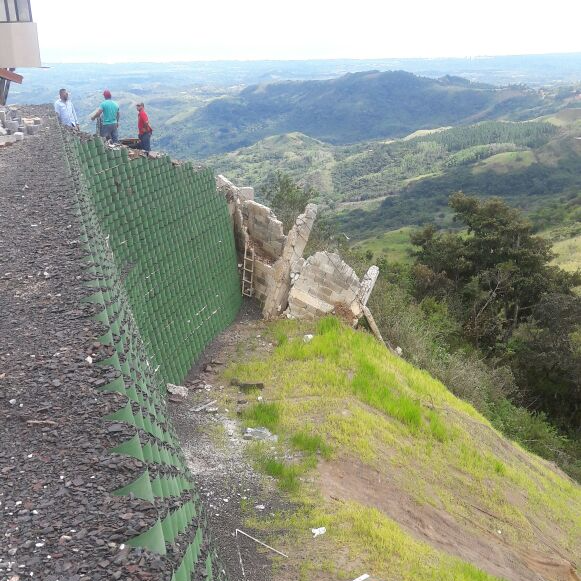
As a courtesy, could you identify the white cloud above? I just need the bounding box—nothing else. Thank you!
[32,0,581,63]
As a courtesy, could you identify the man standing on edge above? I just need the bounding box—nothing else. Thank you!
[54,88,79,128]
[94,90,120,143]
[136,102,152,154]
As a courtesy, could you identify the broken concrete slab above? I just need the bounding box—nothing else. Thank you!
[262,203,318,319]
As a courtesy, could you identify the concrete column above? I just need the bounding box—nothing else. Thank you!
[357,265,379,306]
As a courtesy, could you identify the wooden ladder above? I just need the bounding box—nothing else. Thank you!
[242,241,255,297]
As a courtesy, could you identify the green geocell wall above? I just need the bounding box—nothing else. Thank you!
[64,134,242,581]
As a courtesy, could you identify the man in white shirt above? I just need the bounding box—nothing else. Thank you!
[54,88,79,128]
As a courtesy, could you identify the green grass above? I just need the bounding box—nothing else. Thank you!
[472,150,536,174]
[351,227,415,263]
[226,317,581,580]
[261,457,301,492]
[291,431,332,459]
[242,402,280,431]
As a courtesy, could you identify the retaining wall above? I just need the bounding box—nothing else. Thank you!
[65,135,242,580]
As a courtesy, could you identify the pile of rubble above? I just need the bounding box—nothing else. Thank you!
[0,108,43,147]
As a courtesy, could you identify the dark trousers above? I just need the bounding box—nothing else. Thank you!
[139,131,152,152]
[100,123,118,143]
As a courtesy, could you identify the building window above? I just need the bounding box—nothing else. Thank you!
[1,0,33,22]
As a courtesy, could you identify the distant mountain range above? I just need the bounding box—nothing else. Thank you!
[159,70,567,157]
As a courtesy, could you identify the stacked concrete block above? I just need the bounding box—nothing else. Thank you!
[241,200,286,260]
[253,260,273,302]
[4,119,19,132]
[0,111,43,144]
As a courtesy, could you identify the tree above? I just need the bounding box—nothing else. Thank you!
[510,294,581,430]
[410,192,581,430]
[260,172,317,233]
[411,192,579,349]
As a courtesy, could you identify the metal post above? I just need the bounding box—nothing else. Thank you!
[0,78,9,106]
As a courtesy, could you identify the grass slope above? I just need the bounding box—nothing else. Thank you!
[224,318,580,581]
[351,227,416,264]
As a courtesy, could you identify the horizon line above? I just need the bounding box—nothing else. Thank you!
[37,51,581,67]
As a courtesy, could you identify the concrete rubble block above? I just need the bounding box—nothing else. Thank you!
[13,132,25,141]
[0,135,17,146]
[26,124,40,135]
[5,120,19,132]
[0,126,6,136]
[0,110,6,124]
[286,250,376,322]
[167,383,189,399]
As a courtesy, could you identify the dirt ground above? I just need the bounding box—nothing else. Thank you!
[170,299,287,581]
[318,458,579,581]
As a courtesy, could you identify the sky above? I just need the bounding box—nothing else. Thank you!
[33,0,581,63]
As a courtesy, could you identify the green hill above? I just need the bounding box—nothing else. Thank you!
[223,317,580,581]
[165,71,555,157]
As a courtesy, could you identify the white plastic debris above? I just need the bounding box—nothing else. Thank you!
[85,356,93,364]
[9,399,16,405]
[311,527,326,538]
[254,504,265,510]
[352,575,370,581]
[395,346,403,356]
[303,334,314,343]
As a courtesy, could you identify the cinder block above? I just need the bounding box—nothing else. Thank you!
[13,132,24,141]
[26,124,40,135]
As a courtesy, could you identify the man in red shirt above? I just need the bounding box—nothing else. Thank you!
[136,102,153,154]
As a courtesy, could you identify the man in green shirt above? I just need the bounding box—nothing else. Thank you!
[95,90,120,143]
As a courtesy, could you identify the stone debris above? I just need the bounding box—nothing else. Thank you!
[230,378,265,391]
[166,383,189,398]
[191,400,218,412]
[243,427,278,442]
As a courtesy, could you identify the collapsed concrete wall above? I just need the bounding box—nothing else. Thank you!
[217,175,379,325]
